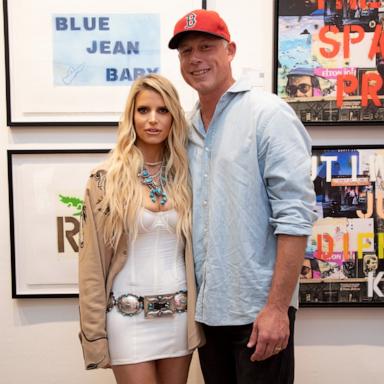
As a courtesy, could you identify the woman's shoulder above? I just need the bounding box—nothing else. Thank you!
[86,161,109,193]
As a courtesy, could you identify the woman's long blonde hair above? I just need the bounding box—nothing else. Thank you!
[102,74,191,248]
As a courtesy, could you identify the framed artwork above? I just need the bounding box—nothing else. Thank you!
[8,149,110,298]
[300,145,384,306]
[274,0,384,125]
[206,0,273,91]
[3,0,205,126]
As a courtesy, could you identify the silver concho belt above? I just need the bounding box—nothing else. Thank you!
[107,290,187,319]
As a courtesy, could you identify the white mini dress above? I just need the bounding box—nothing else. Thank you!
[106,208,190,365]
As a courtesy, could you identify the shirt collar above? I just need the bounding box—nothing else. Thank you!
[226,75,253,94]
[190,75,252,115]
[189,75,252,135]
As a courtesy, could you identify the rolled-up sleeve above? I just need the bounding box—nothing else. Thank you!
[259,102,317,236]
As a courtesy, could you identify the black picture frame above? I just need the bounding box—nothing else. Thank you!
[8,149,110,298]
[300,144,384,307]
[273,0,384,125]
[3,0,206,126]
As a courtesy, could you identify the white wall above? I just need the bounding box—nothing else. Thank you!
[1,1,383,383]
[0,2,116,383]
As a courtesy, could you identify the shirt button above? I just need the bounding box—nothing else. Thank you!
[205,147,209,152]
[204,227,208,233]
[204,173,208,178]
[203,200,208,206]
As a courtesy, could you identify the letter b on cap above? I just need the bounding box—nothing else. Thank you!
[185,13,197,28]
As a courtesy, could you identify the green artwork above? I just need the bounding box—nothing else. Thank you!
[59,195,84,216]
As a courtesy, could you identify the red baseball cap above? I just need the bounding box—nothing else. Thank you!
[168,9,230,49]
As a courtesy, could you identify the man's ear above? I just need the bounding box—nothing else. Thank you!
[227,41,236,62]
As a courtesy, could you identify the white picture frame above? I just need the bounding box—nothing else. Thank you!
[4,0,204,125]
[8,149,110,297]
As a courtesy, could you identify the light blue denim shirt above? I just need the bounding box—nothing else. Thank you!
[188,76,317,326]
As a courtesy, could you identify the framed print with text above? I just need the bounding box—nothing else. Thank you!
[300,145,384,306]
[274,0,384,125]
[3,0,205,126]
[8,149,110,298]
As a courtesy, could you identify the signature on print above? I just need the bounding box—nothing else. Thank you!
[62,63,85,84]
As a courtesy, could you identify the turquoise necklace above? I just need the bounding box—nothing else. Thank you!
[138,161,167,205]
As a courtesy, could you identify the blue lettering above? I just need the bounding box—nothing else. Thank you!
[83,17,96,31]
[106,68,118,81]
[113,41,125,54]
[55,17,68,31]
[106,68,160,82]
[100,41,111,54]
[127,41,140,54]
[87,41,140,55]
[55,16,110,31]
[86,41,97,54]
[99,17,110,31]
[70,17,81,31]
[120,68,133,81]
[134,68,146,79]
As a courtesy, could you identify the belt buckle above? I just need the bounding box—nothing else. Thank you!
[116,293,142,316]
[144,293,175,318]
[174,290,187,312]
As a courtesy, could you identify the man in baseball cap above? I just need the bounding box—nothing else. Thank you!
[169,9,316,384]
[169,9,236,102]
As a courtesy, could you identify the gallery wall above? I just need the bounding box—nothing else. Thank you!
[1,1,384,383]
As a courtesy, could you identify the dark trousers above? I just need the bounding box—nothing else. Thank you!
[198,307,296,384]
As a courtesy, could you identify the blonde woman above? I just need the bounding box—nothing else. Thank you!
[78,74,204,384]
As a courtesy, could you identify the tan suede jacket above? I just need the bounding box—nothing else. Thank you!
[78,167,205,370]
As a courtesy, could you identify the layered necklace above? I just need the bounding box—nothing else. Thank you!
[138,160,168,205]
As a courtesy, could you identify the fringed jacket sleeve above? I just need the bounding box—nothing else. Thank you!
[78,171,112,369]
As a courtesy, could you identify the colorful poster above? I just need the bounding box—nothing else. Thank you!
[275,0,384,124]
[300,146,384,306]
